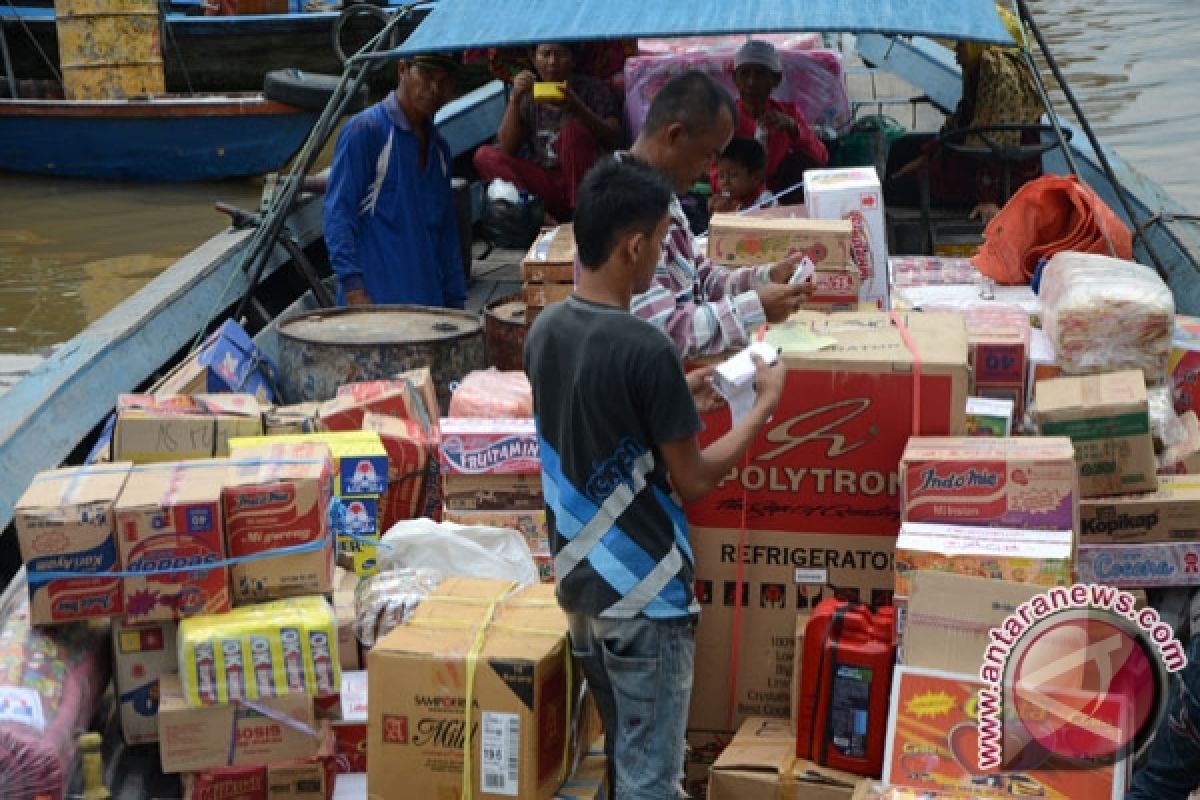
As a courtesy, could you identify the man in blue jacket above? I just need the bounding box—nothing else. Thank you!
[324,55,467,308]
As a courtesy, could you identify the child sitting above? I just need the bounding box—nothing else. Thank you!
[710,137,776,213]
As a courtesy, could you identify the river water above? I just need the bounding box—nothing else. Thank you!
[1,0,1197,355]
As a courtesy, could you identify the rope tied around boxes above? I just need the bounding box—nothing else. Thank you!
[888,311,924,435]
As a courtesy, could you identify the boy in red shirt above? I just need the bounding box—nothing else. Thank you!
[710,137,776,213]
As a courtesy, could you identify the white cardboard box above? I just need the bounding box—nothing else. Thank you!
[804,166,889,309]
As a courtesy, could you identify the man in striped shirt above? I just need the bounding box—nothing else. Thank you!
[627,71,812,359]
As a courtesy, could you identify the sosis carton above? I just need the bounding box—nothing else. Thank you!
[368,579,570,800]
[113,618,179,744]
[900,437,1078,531]
[222,442,335,603]
[15,463,133,624]
[116,461,231,623]
[883,667,1125,799]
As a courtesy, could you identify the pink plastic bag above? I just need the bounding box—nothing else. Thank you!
[448,368,534,418]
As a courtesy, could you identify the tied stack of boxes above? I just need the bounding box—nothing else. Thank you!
[521,224,577,326]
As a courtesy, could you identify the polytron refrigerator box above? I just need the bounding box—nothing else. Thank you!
[804,167,889,309]
[112,394,265,464]
[1034,370,1158,498]
[367,578,570,800]
[115,461,231,623]
[1080,475,1200,544]
[113,617,178,744]
[15,462,133,625]
[222,442,335,603]
[900,437,1078,531]
[883,667,1126,799]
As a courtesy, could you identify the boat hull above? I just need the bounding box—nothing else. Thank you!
[0,95,318,181]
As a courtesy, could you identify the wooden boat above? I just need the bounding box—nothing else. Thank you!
[0,0,1196,793]
[0,2,425,93]
[0,91,319,181]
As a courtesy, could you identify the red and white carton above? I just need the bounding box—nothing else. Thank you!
[334,670,367,774]
[437,417,539,476]
[113,617,179,744]
[804,167,889,309]
[116,461,230,623]
[900,437,1078,531]
[687,312,969,536]
[222,442,335,604]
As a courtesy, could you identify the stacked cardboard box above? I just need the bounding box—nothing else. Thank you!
[804,167,889,309]
[440,417,542,511]
[112,393,264,463]
[522,225,576,324]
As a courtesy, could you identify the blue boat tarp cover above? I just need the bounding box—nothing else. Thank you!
[396,0,1016,55]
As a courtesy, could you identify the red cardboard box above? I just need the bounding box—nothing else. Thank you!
[438,417,540,475]
[182,729,336,799]
[689,312,969,536]
[116,461,231,623]
[883,667,1125,799]
[361,413,432,531]
[333,670,367,774]
[320,381,431,433]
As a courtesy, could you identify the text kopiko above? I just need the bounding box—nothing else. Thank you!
[976,583,1187,771]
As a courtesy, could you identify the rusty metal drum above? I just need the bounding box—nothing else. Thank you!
[483,296,528,371]
[276,306,485,412]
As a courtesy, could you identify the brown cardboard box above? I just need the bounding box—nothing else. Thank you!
[689,526,896,732]
[442,473,544,511]
[158,673,322,773]
[1080,475,1200,544]
[1034,370,1158,497]
[392,366,442,423]
[265,403,323,435]
[523,282,574,309]
[113,618,178,744]
[790,612,813,729]
[115,460,231,623]
[553,741,607,800]
[521,225,576,283]
[367,578,570,800]
[442,508,550,554]
[707,214,854,268]
[361,413,432,531]
[15,462,133,624]
[182,728,336,799]
[684,728,734,800]
[333,567,362,672]
[113,394,264,463]
[222,442,335,603]
[900,571,1041,674]
[709,717,860,800]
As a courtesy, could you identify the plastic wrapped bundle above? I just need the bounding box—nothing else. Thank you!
[353,567,442,648]
[1040,252,1174,382]
[447,368,533,418]
[0,572,110,800]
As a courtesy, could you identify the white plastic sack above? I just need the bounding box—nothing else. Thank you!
[378,518,539,587]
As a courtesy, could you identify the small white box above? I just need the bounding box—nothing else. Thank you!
[714,342,780,398]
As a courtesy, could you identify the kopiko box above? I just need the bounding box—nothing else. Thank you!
[1080,475,1200,544]
[688,526,896,733]
[152,318,276,402]
[230,432,388,499]
[113,617,179,744]
[113,394,264,464]
[15,462,133,625]
[361,413,433,532]
[883,667,1126,799]
[894,523,1073,598]
[709,716,861,800]
[368,578,570,800]
[900,436,1077,530]
[222,442,334,604]
[689,312,968,537]
[158,673,323,774]
[116,461,231,623]
[1076,541,1200,587]
[1035,370,1158,497]
[804,167,889,309]
[438,417,539,475]
[334,670,368,774]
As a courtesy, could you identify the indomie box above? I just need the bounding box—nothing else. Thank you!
[116,461,231,623]
[113,617,178,744]
[900,437,1077,530]
[367,578,570,800]
[1034,370,1158,497]
[222,442,334,603]
[15,463,133,624]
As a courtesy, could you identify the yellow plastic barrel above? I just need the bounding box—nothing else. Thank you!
[55,0,165,100]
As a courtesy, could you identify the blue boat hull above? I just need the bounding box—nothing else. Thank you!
[0,96,318,181]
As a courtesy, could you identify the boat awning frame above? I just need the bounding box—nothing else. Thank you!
[393,0,1017,57]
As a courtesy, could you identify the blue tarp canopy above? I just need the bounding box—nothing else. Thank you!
[395,0,1016,55]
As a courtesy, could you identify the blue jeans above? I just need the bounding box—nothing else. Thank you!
[1128,635,1200,799]
[566,613,695,800]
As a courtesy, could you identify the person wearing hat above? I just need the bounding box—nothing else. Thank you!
[323,55,467,308]
[713,39,828,204]
[473,42,622,223]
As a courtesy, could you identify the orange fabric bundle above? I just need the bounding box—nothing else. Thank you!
[972,175,1133,285]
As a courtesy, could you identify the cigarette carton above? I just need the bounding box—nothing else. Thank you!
[441,473,544,511]
[441,508,550,555]
[116,461,230,623]
[900,436,1077,530]
[964,397,1013,437]
[1034,370,1158,497]
[15,463,133,624]
[706,214,853,269]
